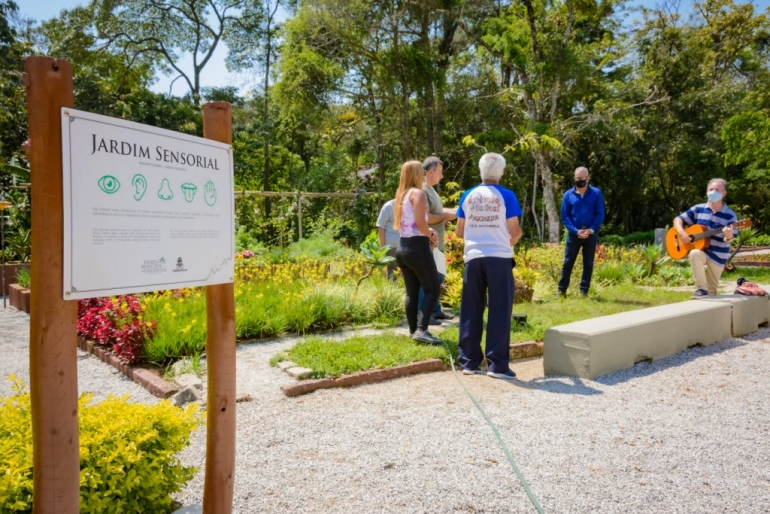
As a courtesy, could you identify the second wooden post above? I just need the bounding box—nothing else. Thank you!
[201,102,237,514]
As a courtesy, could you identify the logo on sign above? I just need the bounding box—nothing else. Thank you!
[141,257,167,275]
[173,257,187,273]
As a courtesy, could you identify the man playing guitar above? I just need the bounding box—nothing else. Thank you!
[673,178,737,298]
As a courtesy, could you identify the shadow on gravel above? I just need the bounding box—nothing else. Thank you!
[593,337,751,387]
[514,376,604,396]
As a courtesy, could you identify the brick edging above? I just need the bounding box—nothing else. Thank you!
[77,336,179,399]
[510,341,543,360]
[281,358,446,397]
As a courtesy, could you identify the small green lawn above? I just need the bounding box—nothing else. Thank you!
[271,332,458,379]
[725,266,770,284]
[270,284,709,379]
[510,284,692,342]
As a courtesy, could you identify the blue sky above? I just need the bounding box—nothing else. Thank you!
[19,0,770,97]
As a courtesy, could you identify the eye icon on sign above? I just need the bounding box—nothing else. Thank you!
[98,175,120,194]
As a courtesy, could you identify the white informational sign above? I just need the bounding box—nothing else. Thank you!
[62,108,234,300]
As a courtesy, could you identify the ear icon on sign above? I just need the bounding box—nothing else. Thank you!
[132,174,147,201]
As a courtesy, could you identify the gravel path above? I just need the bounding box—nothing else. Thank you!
[0,308,155,403]
[2,307,770,513]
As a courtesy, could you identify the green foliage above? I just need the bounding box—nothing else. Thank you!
[271,332,458,379]
[0,376,201,514]
[142,273,403,364]
[639,244,670,277]
[13,266,29,289]
[287,233,355,262]
[623,262,649,283]
[594,263,626,286]
[599,231,656,246]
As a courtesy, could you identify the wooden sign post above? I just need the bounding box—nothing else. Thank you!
[24,56,80,514]
[23,57,237,513]
[201,102,237,514]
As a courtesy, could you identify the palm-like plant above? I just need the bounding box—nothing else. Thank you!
[356,240,396,292]
[725,227,758,270]
[639,243,670,278]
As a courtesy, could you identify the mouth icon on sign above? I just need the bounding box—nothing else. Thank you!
[181,183,197,202]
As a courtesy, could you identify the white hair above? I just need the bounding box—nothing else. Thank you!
[479,153,506,181]
[708,178,727,191]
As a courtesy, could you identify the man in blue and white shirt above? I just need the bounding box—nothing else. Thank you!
[673,178,737,297]
[456,153,523,380]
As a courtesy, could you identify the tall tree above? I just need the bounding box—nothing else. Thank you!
[92,0,264,105]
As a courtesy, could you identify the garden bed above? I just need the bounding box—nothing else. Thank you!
[77,337,179,398]
[2,263,24,296]
[8,283,30,313]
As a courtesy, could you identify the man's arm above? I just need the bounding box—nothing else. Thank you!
[507,217,522,246]
[427,208,458,225]
[377,227,386,247]
[674,209,694,243]
[456,218,465,239]
[589,191,605,234]
[561,196,578,235]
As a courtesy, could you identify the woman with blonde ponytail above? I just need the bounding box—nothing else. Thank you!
[394,160,442,344]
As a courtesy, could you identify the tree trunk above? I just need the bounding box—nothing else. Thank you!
[263,7,273,220]
[534,151,561,242]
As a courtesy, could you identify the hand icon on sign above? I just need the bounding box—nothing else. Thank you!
[204,181,217,206]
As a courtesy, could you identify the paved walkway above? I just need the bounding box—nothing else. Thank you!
[2,307,769,513]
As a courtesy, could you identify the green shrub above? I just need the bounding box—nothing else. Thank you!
[0,376,201,514]
[744,234,770,247]
[623,262,648,283]
[14,267,30,289]
[599,230,655,247]
[594,263,626,286]
[287,233,355,262]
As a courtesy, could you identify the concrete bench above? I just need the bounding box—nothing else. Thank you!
[698,293,770,337]
[544,300,732,379]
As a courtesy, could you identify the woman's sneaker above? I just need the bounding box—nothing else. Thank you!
[487,369,517,380]
[412,331,443,345]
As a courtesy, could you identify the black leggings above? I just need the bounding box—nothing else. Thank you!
[396,236,440,333]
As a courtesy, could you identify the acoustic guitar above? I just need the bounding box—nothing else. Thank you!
[665,219,751,260]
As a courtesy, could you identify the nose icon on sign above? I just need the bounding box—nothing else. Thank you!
[132,174,147,201]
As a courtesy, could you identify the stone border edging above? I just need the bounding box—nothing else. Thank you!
[281,359,446,397]
[510,341,543,360]
[77,336,179,399]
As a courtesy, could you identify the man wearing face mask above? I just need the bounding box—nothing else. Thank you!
[558,167,605,297]
[673,178,737,297]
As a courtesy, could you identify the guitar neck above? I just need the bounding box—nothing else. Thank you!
[692,225,732,241]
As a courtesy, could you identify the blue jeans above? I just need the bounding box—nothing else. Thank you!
[558,233,597,293]
[458,257,514,373]
[419,272,445,315]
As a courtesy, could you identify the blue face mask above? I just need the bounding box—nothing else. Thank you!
[707,190,723,203]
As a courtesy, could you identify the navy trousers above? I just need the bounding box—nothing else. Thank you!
[558,233,597,294]
[458,257,514,374]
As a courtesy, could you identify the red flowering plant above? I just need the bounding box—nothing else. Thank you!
[443,228,465,273]
[77,295,157,364]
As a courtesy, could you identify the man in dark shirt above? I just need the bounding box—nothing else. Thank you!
[558,167,605,297]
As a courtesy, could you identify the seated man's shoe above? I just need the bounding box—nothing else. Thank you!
[428,317,441,326]
[433,311,455,320]
[691,289,709,299]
